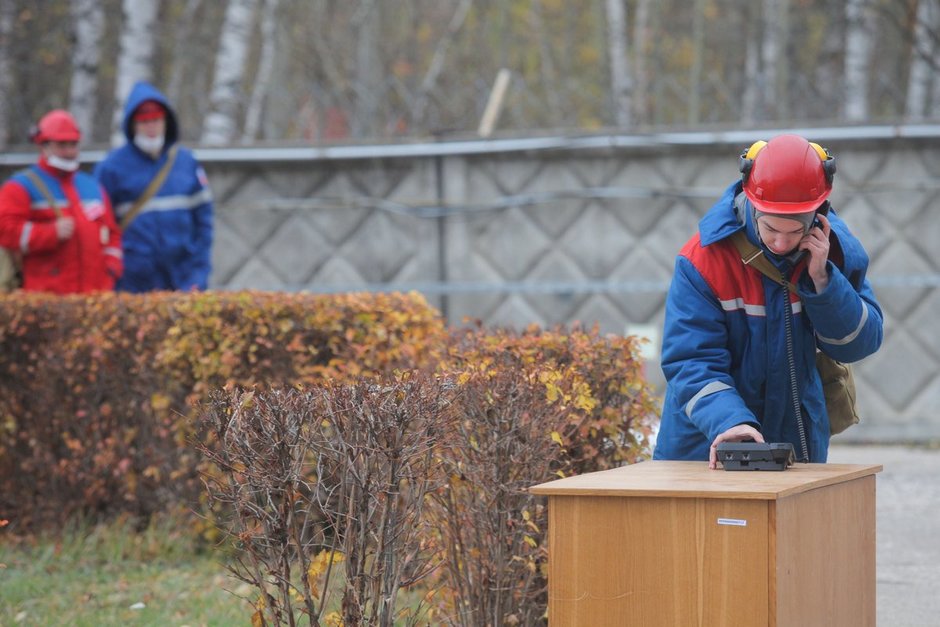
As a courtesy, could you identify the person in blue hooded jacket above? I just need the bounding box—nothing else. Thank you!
[653,135,883,467]
[95,81,213,292]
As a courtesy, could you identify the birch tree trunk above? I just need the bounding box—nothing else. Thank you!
[201,0,257,146]
[632,0,651,125]
[688,0,705,125]
[69,0,104,141]
[650,1,666,125]
[167,0,203,109]
[844,0,874,121]
[776,0,791,121]
[242,0,279,142]
[762,0,780,118]
[352,0,381,138]
[110,0,158,146]
[604,0,631,128]
[0,0,14,147]
[906,0,939,119]
[741,0,761,123]
[932,50,940,119]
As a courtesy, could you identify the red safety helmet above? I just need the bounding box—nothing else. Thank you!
[739,134,836,214]
[32,109,82,144]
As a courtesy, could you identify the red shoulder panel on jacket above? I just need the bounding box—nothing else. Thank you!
[680,235,768,308]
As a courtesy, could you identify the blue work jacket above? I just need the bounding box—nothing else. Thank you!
[653,182,883,462]
[94,81,213,291]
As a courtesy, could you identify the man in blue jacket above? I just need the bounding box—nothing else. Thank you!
[95,81,213,292]
[653,135,883,467]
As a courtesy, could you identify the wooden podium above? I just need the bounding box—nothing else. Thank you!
[530,461,881,627]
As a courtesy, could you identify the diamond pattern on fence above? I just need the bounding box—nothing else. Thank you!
[476,206,553,281]
[205,138,940,441]
[210,160,440,292]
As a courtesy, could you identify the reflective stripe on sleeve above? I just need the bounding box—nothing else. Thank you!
[720,298,766,316]
[115,188,212,218]
[816,302,870,346]
[685,381,732,418]
[20,223,33,252]
[719,299,801,316]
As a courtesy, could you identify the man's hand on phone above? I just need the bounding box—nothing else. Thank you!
[800,212,831,293]
[709,424,765,469]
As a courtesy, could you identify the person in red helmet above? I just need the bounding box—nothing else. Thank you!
[653,134,883,467]
[0,109,123,293]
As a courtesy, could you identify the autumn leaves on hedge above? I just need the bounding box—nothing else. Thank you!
[0,290,656,532]
[0,290,446,528]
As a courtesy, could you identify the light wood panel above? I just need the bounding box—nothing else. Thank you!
[536,462,880,627]
[772,476,876,627]
[531,461,883,500]
[548,494,769,626]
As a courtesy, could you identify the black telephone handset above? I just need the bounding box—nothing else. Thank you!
[812,200,831,229]
[795,201,831,263]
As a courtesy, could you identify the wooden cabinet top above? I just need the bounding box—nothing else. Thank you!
[529,460,882,500]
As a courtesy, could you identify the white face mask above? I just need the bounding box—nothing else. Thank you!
[47,154,80,172]
[134,134,165,155]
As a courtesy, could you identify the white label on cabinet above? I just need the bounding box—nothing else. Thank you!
[717,518,747,526]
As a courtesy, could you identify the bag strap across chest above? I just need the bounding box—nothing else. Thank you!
[22,169,63,219]
[121,144,179,228]
[728,230,799,294]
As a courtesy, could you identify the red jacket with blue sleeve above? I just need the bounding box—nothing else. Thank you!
[0,159,122,294]
[653,182,883,462]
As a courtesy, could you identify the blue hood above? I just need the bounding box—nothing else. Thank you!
[699,181,756,246]
[121,81,179,147]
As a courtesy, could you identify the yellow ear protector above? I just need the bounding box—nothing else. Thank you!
[738,139,837,185]
[738,140,766,184]
[809,142,837,185]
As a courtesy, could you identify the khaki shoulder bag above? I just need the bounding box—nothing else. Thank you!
[728,230,859,435]
[0,247,17,292]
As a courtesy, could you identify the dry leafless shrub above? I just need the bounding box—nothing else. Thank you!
[425,362,564,626]
[196,374,457,626]
[195,326,655,625]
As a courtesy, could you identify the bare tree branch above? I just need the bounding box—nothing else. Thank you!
[409,0,473,126]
